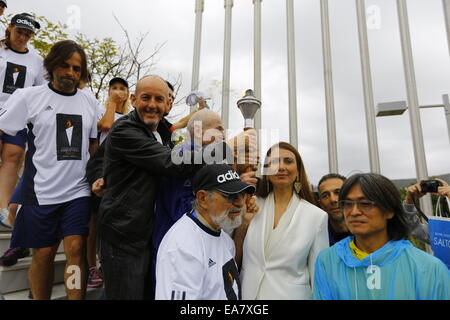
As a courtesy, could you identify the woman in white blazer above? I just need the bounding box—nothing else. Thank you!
[237,142,329,300]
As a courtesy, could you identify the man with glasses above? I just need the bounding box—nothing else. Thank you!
[155,164,256,300]
[150,109,257,298]
[313,173,450,300]
[318,173,430,246]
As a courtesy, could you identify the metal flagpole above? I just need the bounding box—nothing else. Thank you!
[221,0,234,129]
[253,0,262,134]
[191,0,205,113]
[443,0,450,57]
[286,0,298,148]
[356,0,381,173]
[442,94,450,143]
[396,0,433,215]
[253,0,263,158]
[320,0,339,173]
[440,1,450,143]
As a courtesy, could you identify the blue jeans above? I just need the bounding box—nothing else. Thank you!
[99,239,151,300]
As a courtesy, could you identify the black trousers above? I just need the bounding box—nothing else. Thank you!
[99,239,152,300]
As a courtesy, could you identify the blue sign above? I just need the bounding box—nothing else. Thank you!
[428,217,450,269]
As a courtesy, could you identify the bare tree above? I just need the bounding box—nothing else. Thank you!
[112,14,165,89]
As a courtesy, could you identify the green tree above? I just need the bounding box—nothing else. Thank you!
[1,13,166,102]
[30,15,69,58]
[0,14,68,57]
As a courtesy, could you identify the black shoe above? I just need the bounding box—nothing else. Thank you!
[0,248,30,267]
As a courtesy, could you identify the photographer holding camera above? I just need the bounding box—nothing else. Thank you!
[404,178,450,243]
[435,178,450,199]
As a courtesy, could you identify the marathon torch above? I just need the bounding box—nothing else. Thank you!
[235,89,260,177]
[237,89,261,131]
[236,89,260,208]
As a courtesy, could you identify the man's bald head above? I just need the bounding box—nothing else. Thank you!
[135,75,170,98]
[187,109,225,145]
[130,75,169,130]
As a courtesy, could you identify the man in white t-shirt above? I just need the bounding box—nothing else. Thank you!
[0,40,100,300]
[155,164,256,300]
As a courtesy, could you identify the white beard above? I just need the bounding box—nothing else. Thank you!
[210,207,243,233]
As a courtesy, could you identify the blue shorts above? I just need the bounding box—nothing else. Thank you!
[0,128,27,149]
[10,197,91,249]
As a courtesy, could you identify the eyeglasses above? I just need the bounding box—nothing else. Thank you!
[338,200,377,212]
[215,191,248,203]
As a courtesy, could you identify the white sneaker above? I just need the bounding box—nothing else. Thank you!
[0,207,12,230]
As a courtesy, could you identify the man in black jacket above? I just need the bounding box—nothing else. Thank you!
[97,75,202,300]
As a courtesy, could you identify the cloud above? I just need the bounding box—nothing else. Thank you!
[13,0,450,183]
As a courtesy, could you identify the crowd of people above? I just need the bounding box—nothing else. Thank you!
[0,7,449,301]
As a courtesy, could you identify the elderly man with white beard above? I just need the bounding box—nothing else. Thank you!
[155,164,257,300]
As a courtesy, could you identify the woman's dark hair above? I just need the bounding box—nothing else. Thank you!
[256,142,317,205]
[43,40,89,83]
[339,173,410,241]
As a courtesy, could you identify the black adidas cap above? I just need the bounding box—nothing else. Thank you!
[192,164,256,195]
[109,77,129,88]
[11,13,40,33]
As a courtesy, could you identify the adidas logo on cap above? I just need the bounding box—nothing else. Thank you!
[16,19,34,29]
[217,170,240,184]
[192,164,255,195]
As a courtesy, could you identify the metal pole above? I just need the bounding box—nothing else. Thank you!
[191,0,204,112]
[253,0,262,158]
[221,0,234,129]
[320,0,339,173]
[286,0,298,148]
[443,94,450,143]
[253,0,262,133]
[356,0,381,173]
[443,0,450,56]
[396,0,433,215]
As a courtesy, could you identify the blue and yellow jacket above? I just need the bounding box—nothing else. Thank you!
[313,237,450,300]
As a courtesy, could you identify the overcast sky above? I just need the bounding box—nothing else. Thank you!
[10,0,450,184]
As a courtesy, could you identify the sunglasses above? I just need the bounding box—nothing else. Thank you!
[215,191,248,203]
[338,199,377,212]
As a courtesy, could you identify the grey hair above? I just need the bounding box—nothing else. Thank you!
[191,190,215,212]
[191,199,200,212]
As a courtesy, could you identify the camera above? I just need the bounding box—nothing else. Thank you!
[185,91,210,109]
[420,180,441,193]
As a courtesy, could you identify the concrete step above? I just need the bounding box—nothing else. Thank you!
[3,283,104,300]
[0,232,64,256]
[0,232,11,254]
[0,253,66,294]
[0,225,12,232]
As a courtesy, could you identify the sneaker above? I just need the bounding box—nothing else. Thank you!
[0,248,30,267]
[87,267,103,288]
[0,207,12,230]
